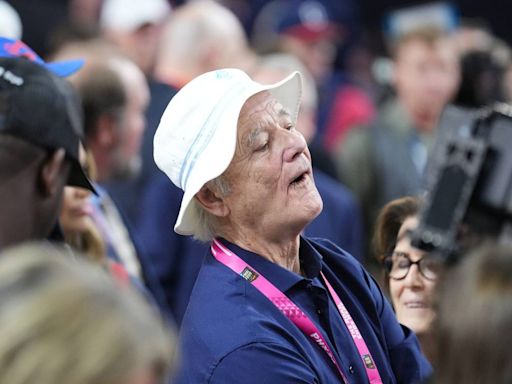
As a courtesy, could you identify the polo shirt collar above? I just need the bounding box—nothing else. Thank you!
[217,237,323,293]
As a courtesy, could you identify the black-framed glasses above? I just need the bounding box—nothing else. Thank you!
[383,252,442,281]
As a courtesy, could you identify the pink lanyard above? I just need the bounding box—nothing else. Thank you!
[211,239,383,384]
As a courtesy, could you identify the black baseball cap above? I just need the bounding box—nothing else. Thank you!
[0,57,95,192]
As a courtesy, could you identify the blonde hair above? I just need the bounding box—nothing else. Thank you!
[0,242,176,384]
[65,220,106,264]
[62,150,107,265]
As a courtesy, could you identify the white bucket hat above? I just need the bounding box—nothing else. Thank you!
[154,68,302,236]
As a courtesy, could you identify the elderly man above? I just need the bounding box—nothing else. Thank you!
[154,69,432,383]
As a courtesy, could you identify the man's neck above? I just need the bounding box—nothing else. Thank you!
[222,230,302,274]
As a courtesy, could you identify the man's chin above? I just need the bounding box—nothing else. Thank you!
[297,197,324,231]
[304,190,323,219]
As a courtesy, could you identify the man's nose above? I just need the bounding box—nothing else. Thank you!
[283,131,307,163]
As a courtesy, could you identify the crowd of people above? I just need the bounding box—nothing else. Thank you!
[1,0,512,383]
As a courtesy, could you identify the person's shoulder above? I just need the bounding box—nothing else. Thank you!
[307,237,373,282]
[178,257,312,381]
[180,256,282,346]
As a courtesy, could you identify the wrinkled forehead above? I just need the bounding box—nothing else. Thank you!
[237,91,291,135]
[239,91,280,117]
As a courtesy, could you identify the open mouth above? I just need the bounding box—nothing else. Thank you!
[288,158,313,191]
[290,172,307,185]
[404,301,429,309]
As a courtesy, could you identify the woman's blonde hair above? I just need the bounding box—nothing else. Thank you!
[0,242,177,384]
[62,149,106,264]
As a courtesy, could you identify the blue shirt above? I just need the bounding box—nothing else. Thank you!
[175,237,432,383]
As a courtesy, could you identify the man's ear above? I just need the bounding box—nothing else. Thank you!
[39,148,68,197]
[195,184,230,217]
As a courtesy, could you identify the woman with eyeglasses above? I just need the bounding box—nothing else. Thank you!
[373,196,442,362]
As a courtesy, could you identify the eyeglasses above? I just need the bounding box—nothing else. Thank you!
[384,252,442,281]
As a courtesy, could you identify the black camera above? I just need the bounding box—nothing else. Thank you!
[411,103,512,263]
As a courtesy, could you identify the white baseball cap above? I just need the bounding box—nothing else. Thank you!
[154,68,302,236]
[100,0,171,32]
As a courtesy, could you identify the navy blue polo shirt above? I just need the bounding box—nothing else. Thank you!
[175,237,431,383]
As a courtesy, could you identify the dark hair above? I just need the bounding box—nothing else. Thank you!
[75,63,126,137]
[434,243,512,384]
[372,196,421,264]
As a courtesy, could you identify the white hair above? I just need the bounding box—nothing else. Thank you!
[192,175,231,242]
[155,0,250,78]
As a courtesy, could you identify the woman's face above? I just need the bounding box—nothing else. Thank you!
[389,216,437,335]
[59,147,93,235]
